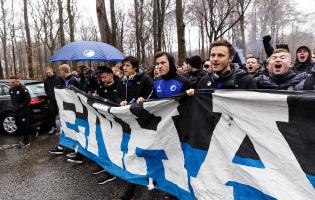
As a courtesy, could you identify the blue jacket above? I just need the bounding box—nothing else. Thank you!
[153,75,191,98]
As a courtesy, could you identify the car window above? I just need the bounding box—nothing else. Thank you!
[25,83,45,97]
[0,85,10,95]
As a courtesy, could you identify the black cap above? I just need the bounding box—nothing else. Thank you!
[188,55,202,69]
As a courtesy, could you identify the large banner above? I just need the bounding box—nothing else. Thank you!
[55,87,315,200]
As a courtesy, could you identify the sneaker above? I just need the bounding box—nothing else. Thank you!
[49,146,64,155]
[92,168,105,175]
[97,174,116,185]
[48,127,57,135]
[66,152,77,158]
[67,154,83,164]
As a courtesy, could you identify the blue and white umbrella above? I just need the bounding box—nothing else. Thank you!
[50,41,125,62]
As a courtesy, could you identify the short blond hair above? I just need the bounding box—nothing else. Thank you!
[59,64,71,73]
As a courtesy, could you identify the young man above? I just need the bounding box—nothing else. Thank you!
[292,46,313,74]
[9,76,31,146]
[44,67,64,135]
[245,56,262,78]
[118,56,153,106]
[95,67,122,104]
[203,59,213,74]
[49,64,83,164]
[196,40,257,90]
[116,56,153,200]
[256,48,307,90]
[183,55,206,89]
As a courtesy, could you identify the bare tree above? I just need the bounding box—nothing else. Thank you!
[67,0,76,42]
[23,0,34,78]
[58,0,65,47]
[176,0,186,65]
[152,0,168,52]
[96,0,112,44]
[110,0,117,47]
[0,0,9,78]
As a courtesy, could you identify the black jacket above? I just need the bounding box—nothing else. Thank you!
[256,69,307,90]
[183,69,206,89]
[197,63,257,89]
[295,65,315,90]
[65,74,81,89]
[44,74,64,100]
[97,77,122,103]
[9,84,31,114]
[118,72,153,103]
[80,76,99,93]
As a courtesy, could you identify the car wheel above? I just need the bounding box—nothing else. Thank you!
[0,113,18,135]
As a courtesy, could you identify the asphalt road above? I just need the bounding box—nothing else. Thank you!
[0,132,169,200]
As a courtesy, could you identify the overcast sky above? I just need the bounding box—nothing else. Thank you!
[76,0,315,52]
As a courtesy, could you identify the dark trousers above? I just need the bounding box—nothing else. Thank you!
[48,99,59,128]
[17,112,30,143]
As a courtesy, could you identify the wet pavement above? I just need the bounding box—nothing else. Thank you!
[0,132,168,200]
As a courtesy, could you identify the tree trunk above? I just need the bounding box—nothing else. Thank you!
[67,0,75,42]
[96,0,112,44]
[110,0,117,47]
[152,0,158,53]
[134,0,141,61]
[0,0,9,78]
[24,0,34,78]
[58,0,66,47]
[0,53,3,79]
[200,20,205,60]
[176,0,186,65]
[157,0,165,51]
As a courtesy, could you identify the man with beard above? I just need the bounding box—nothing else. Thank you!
[256,48,307,90]
[194,40,257,90]
[292,46,313,74]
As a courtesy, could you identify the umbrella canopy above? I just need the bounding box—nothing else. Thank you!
[50,41,125,62]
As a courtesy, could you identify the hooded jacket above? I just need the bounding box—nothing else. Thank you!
[293,46,313,74]
[256,69,307,90]
[153,53,191,98]
[197,63,257,89]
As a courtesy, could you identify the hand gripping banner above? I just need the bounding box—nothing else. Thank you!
[55,86,315,200]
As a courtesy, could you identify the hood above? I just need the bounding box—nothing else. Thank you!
[161,53,177,80]
[295,46,312,64]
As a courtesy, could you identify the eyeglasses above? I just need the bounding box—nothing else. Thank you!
[203,64,210,69]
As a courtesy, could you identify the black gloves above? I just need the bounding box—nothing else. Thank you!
[263,35,272,43]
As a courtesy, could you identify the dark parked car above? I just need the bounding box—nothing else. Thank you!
[0,79,50,135]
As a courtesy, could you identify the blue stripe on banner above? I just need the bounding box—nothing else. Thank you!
[121,132,131,170]
[226,181,277,200]
[180,143,208,198]
[306,174,315,188]
[181,143,208,177]
[232,156,265,169]
[59,117,196,199]
[135,147,195,199]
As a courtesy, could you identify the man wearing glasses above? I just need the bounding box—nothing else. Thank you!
[256,48,307,90]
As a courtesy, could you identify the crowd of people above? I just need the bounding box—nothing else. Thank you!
[29,37,315,200]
